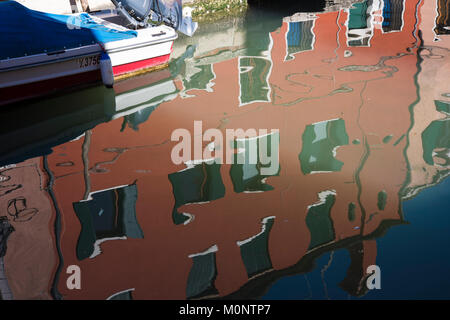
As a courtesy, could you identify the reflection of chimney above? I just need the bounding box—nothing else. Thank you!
[338,241,369,297]
[0,217,14,300]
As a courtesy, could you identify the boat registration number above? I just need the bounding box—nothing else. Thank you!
[78,55,101,68]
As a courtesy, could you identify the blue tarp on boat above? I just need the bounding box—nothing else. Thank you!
[0,1,137,60]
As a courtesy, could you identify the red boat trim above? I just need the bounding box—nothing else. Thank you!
[112,54,171,76]
[113,68,172,94]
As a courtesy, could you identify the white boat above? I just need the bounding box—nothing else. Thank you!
[0,0,195,106]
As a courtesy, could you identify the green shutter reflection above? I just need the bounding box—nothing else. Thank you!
[238,217,275,278]
[183,64,215,93]
[169,161,225,225]
[73,184,143,261]
[186,251,218,299]
[306,191,336,250]
[383,135,393,144]
[230,132,280,193]
[299,118,349,175]
[421,119,450,166]
[348,1,368,30]
[107,289,134,300]
[382,0,405,33]
[348,202,356,222]
[239,57,272,105]
[347,0,371,47]
[377,190,387,211]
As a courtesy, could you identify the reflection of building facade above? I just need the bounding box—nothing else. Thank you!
[404,0,450,199]
[47,0,421,299]
[1,0,448,300]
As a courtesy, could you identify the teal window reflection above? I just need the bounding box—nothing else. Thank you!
[299,118,349,175]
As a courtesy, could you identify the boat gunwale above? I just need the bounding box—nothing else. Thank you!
[0,44,102,72]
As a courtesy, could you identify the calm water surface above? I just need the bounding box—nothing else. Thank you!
[0,0,449,300]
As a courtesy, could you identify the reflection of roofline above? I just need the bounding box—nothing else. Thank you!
[188,244,218,259]
[237,216,275,246]
[218,218,407,300]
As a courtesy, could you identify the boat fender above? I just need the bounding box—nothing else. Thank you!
[100,52,114,88]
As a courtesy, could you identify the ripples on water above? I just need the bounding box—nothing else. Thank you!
[0,0,449,300]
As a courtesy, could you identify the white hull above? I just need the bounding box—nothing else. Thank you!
[0,13,177,105]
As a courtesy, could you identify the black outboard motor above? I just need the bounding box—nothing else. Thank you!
[111,0,183,30]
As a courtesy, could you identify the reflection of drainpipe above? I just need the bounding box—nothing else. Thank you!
[0,217,14,300]
[82,130,92,201]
